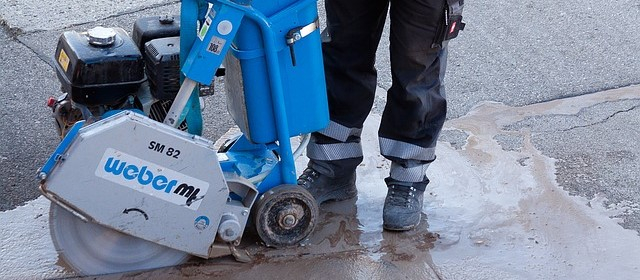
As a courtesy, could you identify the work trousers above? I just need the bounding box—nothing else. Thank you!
[307,0,449,191]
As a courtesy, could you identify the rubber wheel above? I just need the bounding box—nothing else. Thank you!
[253,185,318,247]
[49,203,190,275]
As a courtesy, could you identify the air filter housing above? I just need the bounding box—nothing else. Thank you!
[145,36,181,100]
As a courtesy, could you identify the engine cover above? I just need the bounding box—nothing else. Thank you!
[54,27,145,106]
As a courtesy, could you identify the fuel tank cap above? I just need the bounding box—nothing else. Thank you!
[87,26,117,46]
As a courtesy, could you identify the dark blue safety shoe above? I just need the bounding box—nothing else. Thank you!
[383,184,425,231]
[297,167,357,205]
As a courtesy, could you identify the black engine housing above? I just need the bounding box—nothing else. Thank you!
[54,27,145,106]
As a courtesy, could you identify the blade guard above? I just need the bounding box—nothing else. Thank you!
[40,111,256,258]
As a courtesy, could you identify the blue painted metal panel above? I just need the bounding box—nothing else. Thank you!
[39,121,85,176]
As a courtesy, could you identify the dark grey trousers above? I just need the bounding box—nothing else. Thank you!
[308,0,449,189]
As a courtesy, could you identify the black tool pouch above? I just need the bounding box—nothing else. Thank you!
[432,0,466,48]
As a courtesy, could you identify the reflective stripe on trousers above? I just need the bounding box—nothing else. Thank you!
[308,133,434,182]
[307,121,364,161]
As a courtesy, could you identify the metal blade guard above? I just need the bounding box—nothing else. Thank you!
[40,111,257,258]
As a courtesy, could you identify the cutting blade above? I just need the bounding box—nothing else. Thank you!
[49,203,190,275]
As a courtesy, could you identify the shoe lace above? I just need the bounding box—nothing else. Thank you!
[297,168,320,187]
[387,185,419,208]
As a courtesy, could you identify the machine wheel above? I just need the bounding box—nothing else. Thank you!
[49,203,190,275]
[253,185,318,247]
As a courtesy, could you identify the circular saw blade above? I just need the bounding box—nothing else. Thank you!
[49,203,190,275]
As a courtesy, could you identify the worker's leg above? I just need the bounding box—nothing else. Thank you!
[380,0,448,230]
[300,0,389,204]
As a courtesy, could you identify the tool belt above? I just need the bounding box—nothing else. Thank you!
[432,0,466,48]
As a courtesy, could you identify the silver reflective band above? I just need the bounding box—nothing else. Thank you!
[379,137,436,161]
[318,121,362,142]
[390,162,431,182]
[307,142,363,161]
[286,18,320,45]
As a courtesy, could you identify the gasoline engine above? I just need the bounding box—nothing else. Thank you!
[48,16,189,137]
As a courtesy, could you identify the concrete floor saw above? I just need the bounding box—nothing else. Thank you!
[38,0,327,275]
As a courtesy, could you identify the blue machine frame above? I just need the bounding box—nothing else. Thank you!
[177,0,328,192]
[36,0,327,269]
[41,0,328,196]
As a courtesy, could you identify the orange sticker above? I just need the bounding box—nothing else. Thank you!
[58,49,70,72]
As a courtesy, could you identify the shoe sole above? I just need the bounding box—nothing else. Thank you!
[382,219,420,231]
[382,223,418,231]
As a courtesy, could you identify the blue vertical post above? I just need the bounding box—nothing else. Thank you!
[180,0,206,135]
[230,2,297,184]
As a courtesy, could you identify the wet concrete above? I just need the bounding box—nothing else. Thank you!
[2,86,638,279]
[429,86,640,279]
[102,86,640,279]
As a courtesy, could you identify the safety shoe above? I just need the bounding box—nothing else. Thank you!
[297,167,357,205]
[383,184,425,231]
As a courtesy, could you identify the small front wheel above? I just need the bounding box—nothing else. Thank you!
[253,185,318,247]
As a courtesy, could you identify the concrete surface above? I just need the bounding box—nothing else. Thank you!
[0,0,177,32]
[2,87,639,279]
[0,0,639,279]
[372,0,640,118]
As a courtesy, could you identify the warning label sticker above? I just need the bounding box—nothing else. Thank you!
[58,49,70,72]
